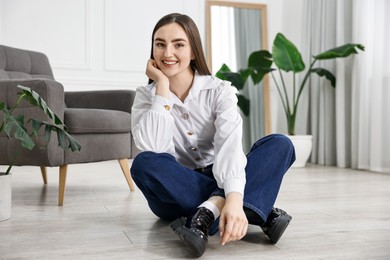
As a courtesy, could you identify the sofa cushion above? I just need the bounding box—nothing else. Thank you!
[65,108,131,134]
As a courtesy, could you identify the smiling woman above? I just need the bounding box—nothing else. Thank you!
[130,12,295,258]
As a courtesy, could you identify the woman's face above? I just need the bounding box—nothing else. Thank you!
[153,23,194,80]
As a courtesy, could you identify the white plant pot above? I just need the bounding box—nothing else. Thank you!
[0,173,12,221]
[287,135,313,168]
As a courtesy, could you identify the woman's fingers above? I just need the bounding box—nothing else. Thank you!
[219,213,248,245]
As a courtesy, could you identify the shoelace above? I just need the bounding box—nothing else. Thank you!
[191,208,214,231]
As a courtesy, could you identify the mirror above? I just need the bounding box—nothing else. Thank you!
[205,0,270,150]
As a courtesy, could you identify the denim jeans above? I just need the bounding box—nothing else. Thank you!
[130,134,295,228]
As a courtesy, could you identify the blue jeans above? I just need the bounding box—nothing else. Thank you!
[130,134,295,227]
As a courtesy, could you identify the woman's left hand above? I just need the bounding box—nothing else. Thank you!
[219,192,248,246]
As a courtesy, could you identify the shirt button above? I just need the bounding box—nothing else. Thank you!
[182,113,189,120]
[187,131,193,136]
[191,147,198,151]
[164,105,170,110]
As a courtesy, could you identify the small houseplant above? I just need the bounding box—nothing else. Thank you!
[217,32,364,166]
[0,85,81,220]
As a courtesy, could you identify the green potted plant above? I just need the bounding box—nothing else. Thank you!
[0,85,81,221]
[217,32,364,166]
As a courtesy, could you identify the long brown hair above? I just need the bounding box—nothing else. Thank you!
[148,13,211,84]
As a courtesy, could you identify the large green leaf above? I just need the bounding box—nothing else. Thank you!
[238,68,251,85]
[55,127,81,151]
[216,64,250,116]
[31,119,53,144]
[0,102,6,132]
[313,44,365,60]
[19,85,80,151]
[215,63,231,80]
[30,119,81,152]
[216,64,246,90]
[17,85,65,126]
[44,125,53,143]
[311,68,336,87]
[248,50,273,84]
[3,114,35,150]
[223,72,245,90]
[272,33,305,73]
[63,131,82,151]
[237,94,250,116]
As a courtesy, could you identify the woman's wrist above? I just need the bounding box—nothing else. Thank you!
[155,78,170,98]
[225,192,244,207]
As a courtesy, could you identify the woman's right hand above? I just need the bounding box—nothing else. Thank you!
[146,59,170,98]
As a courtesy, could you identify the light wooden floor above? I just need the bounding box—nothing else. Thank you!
[1,161,389,259]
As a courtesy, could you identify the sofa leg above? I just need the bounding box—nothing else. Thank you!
[118,159,135,192]
[40,166,48,184]
[58,165,68,206]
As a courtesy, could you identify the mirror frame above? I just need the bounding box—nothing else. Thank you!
[205,0,271,135]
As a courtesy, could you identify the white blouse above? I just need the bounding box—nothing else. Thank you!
[131,73,247,196]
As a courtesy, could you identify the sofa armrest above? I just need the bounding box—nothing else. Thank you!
[0,78,65,120]
[65,90,136,114]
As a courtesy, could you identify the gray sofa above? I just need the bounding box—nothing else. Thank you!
[0,44,138,205]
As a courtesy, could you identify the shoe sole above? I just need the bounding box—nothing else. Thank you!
[170,217,186,231]
[268,214,292,244]
[170,218,206,258]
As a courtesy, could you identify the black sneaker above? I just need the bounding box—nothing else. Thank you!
[261,207,292,244]
[170,207,215,258]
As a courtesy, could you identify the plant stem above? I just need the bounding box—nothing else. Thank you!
[6,141,23,174]
[9,93,26,114]
[287,111,296,135]
[287,59,318,136]
[295,59,317,111]
[271,72,289,118]
[278,69,291,115]
[5,127,36,175]
[293,73,296,107]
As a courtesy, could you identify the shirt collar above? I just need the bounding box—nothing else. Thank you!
[185,71,216,102]
[147,71,218,104]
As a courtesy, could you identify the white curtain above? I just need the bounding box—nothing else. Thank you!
[210,6,237,74]
[349,0,390,172]
[302,0,390,172]
[234,8,264,152]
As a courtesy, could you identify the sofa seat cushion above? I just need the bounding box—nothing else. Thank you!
[65,108,131,134]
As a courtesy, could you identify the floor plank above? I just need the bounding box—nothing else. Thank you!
[1,161,389,259]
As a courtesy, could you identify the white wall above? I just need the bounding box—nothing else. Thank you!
[0,0,204,91]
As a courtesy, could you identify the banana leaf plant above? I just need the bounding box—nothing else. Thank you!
[217,32,364,135]
[0,85,81,175]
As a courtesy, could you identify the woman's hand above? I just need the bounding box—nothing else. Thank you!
[146,59,170,98]
[219,192,248,246]
[146,59,165,82]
